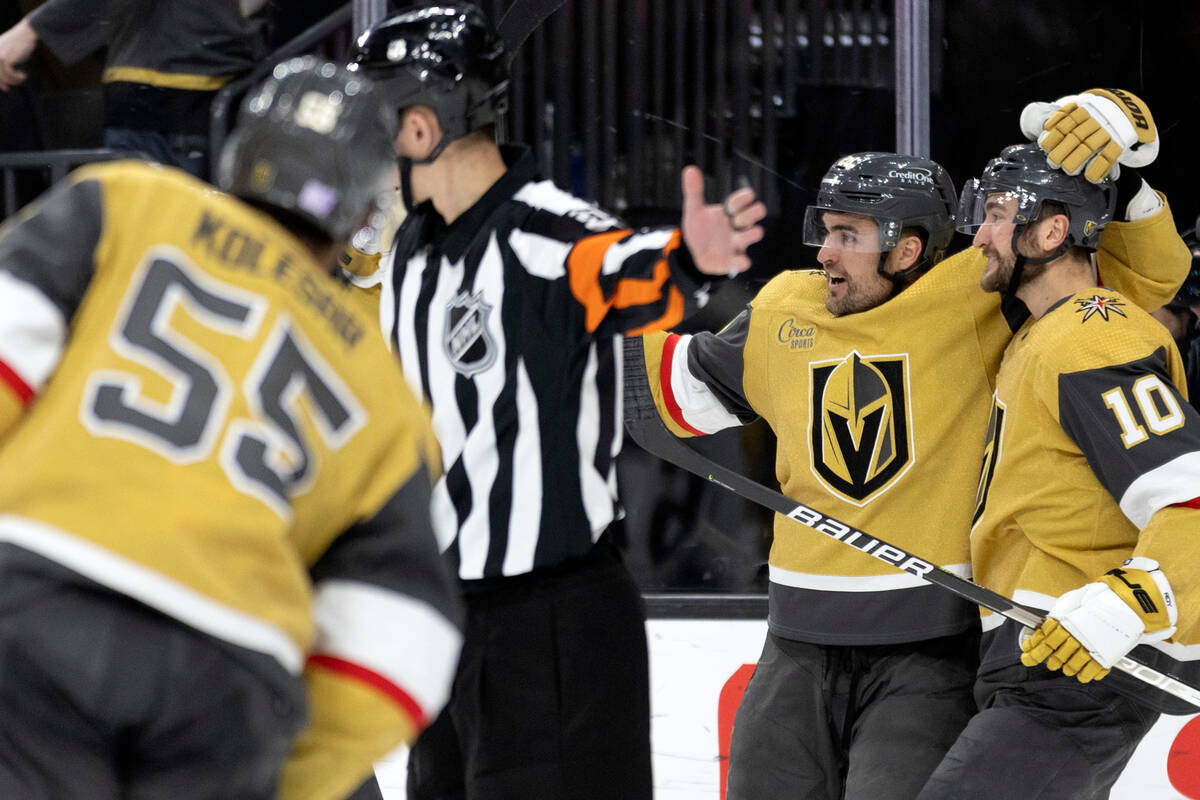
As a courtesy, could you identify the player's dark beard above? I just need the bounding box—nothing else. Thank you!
[979,247,1014,293]
[980,232,1049,293]
[825,270,893,316]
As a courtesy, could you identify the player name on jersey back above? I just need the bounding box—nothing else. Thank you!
[190,208,367,349]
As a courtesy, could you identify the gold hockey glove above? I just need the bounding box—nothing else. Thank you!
[1021,557,1176,683]
[1019,88,1158,183]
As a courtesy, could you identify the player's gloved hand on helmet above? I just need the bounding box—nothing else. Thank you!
[680,166,767,277]
[1019,88,1158,183]
[1021,557,1177,683]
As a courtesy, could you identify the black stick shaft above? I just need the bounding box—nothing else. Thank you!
[622,337,1200,708]
[497,0,569,58]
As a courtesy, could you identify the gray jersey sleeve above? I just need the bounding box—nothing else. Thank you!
[685,308,758,423]
[0,175,104,320]
[27,0,109,65]
[1058,347,1200,515]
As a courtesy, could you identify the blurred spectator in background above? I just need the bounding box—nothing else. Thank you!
[1151,218,1200,412]
[0,0,270,179]
[0,2,51,209]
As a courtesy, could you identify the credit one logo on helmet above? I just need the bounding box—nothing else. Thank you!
[444,291,497,377]
[809,351,913,505]
[888,168,934,184]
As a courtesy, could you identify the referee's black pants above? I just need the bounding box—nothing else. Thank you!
[407,536,652,800]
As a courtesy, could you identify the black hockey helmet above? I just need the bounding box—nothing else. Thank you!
[216,56,398,240]
[348,2,509,153]
[956,142,1117,252]
[802,152,958,267]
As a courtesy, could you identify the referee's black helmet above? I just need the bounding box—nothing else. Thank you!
[348,2,509,146]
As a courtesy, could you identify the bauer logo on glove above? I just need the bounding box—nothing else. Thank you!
[1101,88,1151,131]
[1020,557,1177,684]
[1107,565,1170,617]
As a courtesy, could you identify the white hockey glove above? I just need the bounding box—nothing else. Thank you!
[1019,88,1158,183]
[1021,557,1177,683]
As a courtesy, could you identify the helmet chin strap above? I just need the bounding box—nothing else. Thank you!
[397,132,453,212]
[876,251,930,298]
[411,134,451,165]
[1004,226,1069,296]
[398,156,417,213]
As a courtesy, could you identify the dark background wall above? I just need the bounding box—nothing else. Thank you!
[2,0,1197,591]
[747,0,1200,283]
[936,1,1200,248]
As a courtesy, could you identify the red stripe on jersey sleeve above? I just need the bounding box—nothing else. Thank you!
[0,358,34,406]
[1173,497,1200,510]
[660,334,706,437]
[307,653,427,730]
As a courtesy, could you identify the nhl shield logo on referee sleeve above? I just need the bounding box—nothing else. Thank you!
[444,291,498,377]
[808,351,914,506]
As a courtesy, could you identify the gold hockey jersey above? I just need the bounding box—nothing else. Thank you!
[0,161,463,799]
[638,200,1189,645]
[972,288,1200,712]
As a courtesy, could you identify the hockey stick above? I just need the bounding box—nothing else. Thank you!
[497,0,569,61]
[622,338,1200,709]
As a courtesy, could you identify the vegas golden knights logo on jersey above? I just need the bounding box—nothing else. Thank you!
[809,351,913,505]
[972,393,1006,527]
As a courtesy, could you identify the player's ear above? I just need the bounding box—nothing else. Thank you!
[892,232,924,272]
[1038,212,1071,251]
[397,106,442,161]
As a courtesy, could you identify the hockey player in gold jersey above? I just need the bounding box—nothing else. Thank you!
[628,88,1190,800]
[917,142,1200,800]
[0,58,463,800]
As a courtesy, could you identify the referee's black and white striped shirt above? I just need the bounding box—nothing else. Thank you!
[375,147,708,583]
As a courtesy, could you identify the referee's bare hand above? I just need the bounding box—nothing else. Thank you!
[680,165,767,277]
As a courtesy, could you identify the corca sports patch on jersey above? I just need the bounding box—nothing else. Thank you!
[809,351,914,506]
[1075,295,1128,322]
[776,316,817,351]
[444,290,497,377]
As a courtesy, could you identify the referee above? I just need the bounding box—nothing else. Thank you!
[345,4,766,799]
